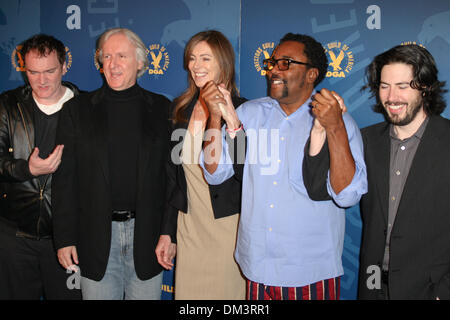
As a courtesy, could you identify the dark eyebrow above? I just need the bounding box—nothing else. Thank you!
[272,55,294,60]
[190,53,213,57]
[27,67,58,73]
[380,81,410,86]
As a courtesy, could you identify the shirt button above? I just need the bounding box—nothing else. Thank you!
[273,181,277,185]
[281,137,285,141]
[269,227,272,232]
[391,196,396,201]
[277,159,281,163]
[401,146,406,150]
[396,170,401,175]
[285,117,289,120]
[270,204,274,208]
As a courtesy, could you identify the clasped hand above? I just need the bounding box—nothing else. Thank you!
[310,88,347,133]
[199,81,240,130]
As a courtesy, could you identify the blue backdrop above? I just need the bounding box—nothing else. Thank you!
[1,0,450,300]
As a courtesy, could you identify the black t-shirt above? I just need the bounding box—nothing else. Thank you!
[33,104,59,186]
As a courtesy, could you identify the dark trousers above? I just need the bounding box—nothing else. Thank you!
[0,226,81,300]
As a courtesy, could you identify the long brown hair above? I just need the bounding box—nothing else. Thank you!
[172,30,238,124]
[363,44,447,116]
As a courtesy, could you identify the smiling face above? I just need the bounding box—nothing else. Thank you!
[188,41,221,88]
[379,63,425,127]
[25,49,66,105]
[267,41,316,112]
[101,32,143,91]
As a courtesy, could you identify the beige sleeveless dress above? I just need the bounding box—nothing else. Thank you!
[174,110,245,300]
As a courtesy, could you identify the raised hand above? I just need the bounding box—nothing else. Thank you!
[311,88,346,133]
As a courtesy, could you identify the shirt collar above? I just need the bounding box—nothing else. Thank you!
[269,90,315,118]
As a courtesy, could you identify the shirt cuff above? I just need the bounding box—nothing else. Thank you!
[326,162,368,208]
[199,147,234,185]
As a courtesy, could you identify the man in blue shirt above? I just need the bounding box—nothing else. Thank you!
[199,33,367,300]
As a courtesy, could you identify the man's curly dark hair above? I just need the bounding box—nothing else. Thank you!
[279,33,328,87]
[362,44,447,116]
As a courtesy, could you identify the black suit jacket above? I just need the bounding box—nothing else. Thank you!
[358,115,450,299]
[160,95,246,241]
[52,84,170,281]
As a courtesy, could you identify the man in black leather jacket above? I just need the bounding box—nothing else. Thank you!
[0,34,81,299]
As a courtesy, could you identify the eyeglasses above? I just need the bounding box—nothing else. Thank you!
[263,58,312,71]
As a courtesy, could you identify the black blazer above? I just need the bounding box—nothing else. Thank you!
[358,115,450,299]
[160,95,246,242]
[52,84,171,281]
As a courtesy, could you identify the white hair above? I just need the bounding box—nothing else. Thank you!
[97,28,149,77]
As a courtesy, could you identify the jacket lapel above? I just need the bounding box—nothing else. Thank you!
[17,95,36,154]
[372,124,391,226]
[136,91,154,202]
[170,98,196,160]
[395,116,439,222]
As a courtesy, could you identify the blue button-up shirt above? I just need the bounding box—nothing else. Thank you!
[200,95,367,287]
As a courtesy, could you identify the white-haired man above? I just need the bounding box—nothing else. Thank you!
[52,28,170,300]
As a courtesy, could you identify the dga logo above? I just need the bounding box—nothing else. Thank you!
[65,47,73,71]
[11,45,25,72]
[324,41,354,78]
[12,46,72,72]
[400,41,426,48]
[253,42,275,76]
[94,48,103,73]
[148,44,170,76]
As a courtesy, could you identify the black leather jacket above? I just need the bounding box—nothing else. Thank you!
[0,82,80,239]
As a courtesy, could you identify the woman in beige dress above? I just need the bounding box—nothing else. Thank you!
[155,30,246,299]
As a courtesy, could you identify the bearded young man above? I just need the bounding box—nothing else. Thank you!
[359,44,450,300]
[306,44,450,300]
